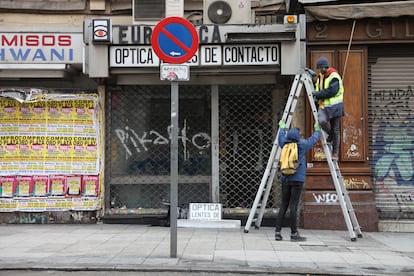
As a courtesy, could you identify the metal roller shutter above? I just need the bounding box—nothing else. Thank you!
[368,48,414,220]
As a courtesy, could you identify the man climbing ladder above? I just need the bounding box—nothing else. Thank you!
[244,71,363,241]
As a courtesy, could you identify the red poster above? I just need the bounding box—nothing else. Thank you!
[16,176,33,197]
[49,175,66,196]
[32,175,49,197]
[82,175,99,197]
[0,176,17,197]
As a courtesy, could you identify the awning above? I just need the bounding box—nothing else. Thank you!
[301,0,414,21]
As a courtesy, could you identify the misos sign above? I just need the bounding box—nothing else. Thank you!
[0,33,83,64]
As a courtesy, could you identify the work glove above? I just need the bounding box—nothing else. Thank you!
[278,120,286,129]
[314,123,321,131]
[312,92,320,100]
[306,68,317,78]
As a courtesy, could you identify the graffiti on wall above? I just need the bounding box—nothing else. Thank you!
[312,192,338,203]
[113,120,211,175]
[371,84,414,214]
[343,178,369,189]
[372,87,414,186]
[115,123,211,159]
[115,123,268,174]
[311,177,368,204]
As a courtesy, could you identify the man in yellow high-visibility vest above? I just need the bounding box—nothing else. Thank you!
[313,57,344,161]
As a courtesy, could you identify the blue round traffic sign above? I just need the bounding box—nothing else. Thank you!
[151,17,199,64]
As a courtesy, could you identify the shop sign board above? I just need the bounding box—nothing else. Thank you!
[189,203,222,221]
[109,44,279,67]
[0,33,83,64]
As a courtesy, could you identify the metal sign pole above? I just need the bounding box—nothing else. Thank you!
[170,81,179,258]
[152,16,197,259]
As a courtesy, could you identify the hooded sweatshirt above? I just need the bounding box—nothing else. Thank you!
[278,127,320,182]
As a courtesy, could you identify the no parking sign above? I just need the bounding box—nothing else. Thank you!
[151,17,199,64]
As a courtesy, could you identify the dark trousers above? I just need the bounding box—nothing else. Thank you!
[318,108,341,154]
[275,180,304,234]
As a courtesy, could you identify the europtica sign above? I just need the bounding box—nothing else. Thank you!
[110,44,278,67]
[110,24,280,67]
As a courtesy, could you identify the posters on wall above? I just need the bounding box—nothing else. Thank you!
[0,91,102,212]
[0,95,99,174]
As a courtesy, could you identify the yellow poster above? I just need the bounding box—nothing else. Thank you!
[46,101,62,124]
[4,136,19,161]
[18,102,35,124]
[58,136,73,162]
[0,136,7,158]
[19,136,32,160]
[30,136,45,165]
[84,137,98,162]
[31,102,47,124]
[0,95,99,175]
[0,99,19,124]
[74,100,95,125]
[46,136,61,160]
[59,100,75,125]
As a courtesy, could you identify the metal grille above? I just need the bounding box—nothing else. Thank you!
[106,84,278,214]
[106,85,211,210]
[219,85,275,209]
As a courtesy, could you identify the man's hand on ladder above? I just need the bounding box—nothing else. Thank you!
[305,68,317,77]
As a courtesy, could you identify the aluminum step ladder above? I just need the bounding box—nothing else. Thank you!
[244,72,363,241]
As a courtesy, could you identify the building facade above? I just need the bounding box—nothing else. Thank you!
[302,0,414,232]
[0,0,412,232]
[0,0,303,225]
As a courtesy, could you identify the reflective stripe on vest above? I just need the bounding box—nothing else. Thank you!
[315,71,344,107]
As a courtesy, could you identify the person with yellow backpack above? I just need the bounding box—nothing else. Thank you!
[275,120,320,242]
[312,57,345,161]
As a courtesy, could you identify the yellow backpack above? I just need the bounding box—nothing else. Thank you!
[279,142,299,175]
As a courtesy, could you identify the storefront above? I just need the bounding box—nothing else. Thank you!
[304,9,414,231]
[0,15,310,225]
[0,28,102,223]
[85,19,307,222]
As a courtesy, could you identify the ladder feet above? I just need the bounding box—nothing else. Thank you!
[244,229,249,233]
[351,237,357,242]
[357,234,363,238]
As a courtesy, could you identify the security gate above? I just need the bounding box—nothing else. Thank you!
[218,85,275,208]
[106,84,278,214]
[368,53,414,220]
